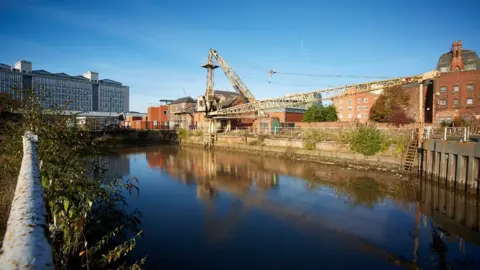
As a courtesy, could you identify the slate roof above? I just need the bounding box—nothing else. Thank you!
[219,97,238,108]
[436,49,480,71]
[214,90,239,97]
[170,96,196,104]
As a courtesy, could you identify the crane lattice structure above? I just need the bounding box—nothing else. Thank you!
[208,70,439,118]
[201,49,256,114]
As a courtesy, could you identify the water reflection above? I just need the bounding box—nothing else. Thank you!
[112,146,480,269]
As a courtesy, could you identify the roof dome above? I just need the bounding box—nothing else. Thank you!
[436,49,480,72]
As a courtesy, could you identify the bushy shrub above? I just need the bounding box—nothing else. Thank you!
[301,129,342,150]
[345,124,383,156]
[177,128,189,141]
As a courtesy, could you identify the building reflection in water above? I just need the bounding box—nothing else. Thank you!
[93,154,131,181]
[138,146,480,268]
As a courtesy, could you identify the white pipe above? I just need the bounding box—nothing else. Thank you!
[0,132,54,269]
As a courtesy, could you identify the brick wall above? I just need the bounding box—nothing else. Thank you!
[433,70,480,123]
[333,89,379,122]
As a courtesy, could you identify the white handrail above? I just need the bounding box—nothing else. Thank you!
[0,132,54,269]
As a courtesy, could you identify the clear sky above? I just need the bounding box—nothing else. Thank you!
[1,0,479,112]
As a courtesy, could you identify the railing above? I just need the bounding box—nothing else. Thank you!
[198,126,415,136]
[423,127,471,141]
[0,132,54,269]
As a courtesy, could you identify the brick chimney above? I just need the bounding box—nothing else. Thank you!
[451,40,464,71]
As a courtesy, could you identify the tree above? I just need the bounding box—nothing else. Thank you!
[390,106,413,126]
[303,104,338,122]
[369,85,412,123]
[0,90,145,269]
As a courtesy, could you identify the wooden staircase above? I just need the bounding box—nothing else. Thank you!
[403,139,418,171]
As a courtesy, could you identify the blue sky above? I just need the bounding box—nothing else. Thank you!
[1,0,479,112]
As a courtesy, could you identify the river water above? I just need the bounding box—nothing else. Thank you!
[106,146,480,269]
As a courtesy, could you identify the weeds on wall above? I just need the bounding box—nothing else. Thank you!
[300,124,410,157]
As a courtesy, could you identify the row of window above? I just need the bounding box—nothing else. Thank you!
[338,113,368,119]
[439,84,475,93]
[34,77,92,88]
[0,71,22,82]
[338,98,369,105]
[438,98,474,106]
[0,82,23,92]
[338,105,369,111]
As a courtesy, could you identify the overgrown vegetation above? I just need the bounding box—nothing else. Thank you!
[301,129,341,150]
[299,124,409,157]
[177,128,189,142]
[0,90,145,269]
[344,124,383,156]
[369,85,413,125]
[303,104,338,122]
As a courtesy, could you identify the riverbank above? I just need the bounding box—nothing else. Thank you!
[182,135,411,174]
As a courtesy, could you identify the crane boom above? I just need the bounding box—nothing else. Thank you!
[210,49,256,103]
[211,70,439,116]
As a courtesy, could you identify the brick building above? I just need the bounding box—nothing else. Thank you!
[432,41,480,124]
[332,41,479,125]
[169,96,196,129]
[147,100,172,129]
[332,88,380,122]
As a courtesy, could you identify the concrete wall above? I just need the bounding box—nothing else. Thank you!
[185,135,402,169]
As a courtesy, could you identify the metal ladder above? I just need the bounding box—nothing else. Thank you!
[402,139,418,171]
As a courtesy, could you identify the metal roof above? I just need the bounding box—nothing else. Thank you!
[100,79,122,85]
[0,63,12,70]
[32,70,52,75]
[53,72,71,78]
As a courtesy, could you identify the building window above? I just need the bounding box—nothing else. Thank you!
[347,114,352,119]
[440,86,447,92]
[163,110,168,115]
[467,98,473,105]
[453,85,459,92]
[363,113,367,118]
[339,114,343,119]
[453,99,459,106]
[339,106,343,111]
[364,106,368,110]
[440,67,448,72]
[348,107,352,111]
[357,106,361,111]
[439,99,447,106]
[364,98,368,103]
[357,114,361,118]
[439,117,445,123]
[465,64,476,70]
[348,100,352,104]
[357,98,361,103]
[447,116,452,123]
[467,84,474,91]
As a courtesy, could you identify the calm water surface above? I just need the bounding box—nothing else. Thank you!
[107,146,480,269]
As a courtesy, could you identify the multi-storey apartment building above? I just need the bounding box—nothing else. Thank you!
[332,89,379,122]
[0,60,129,113]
